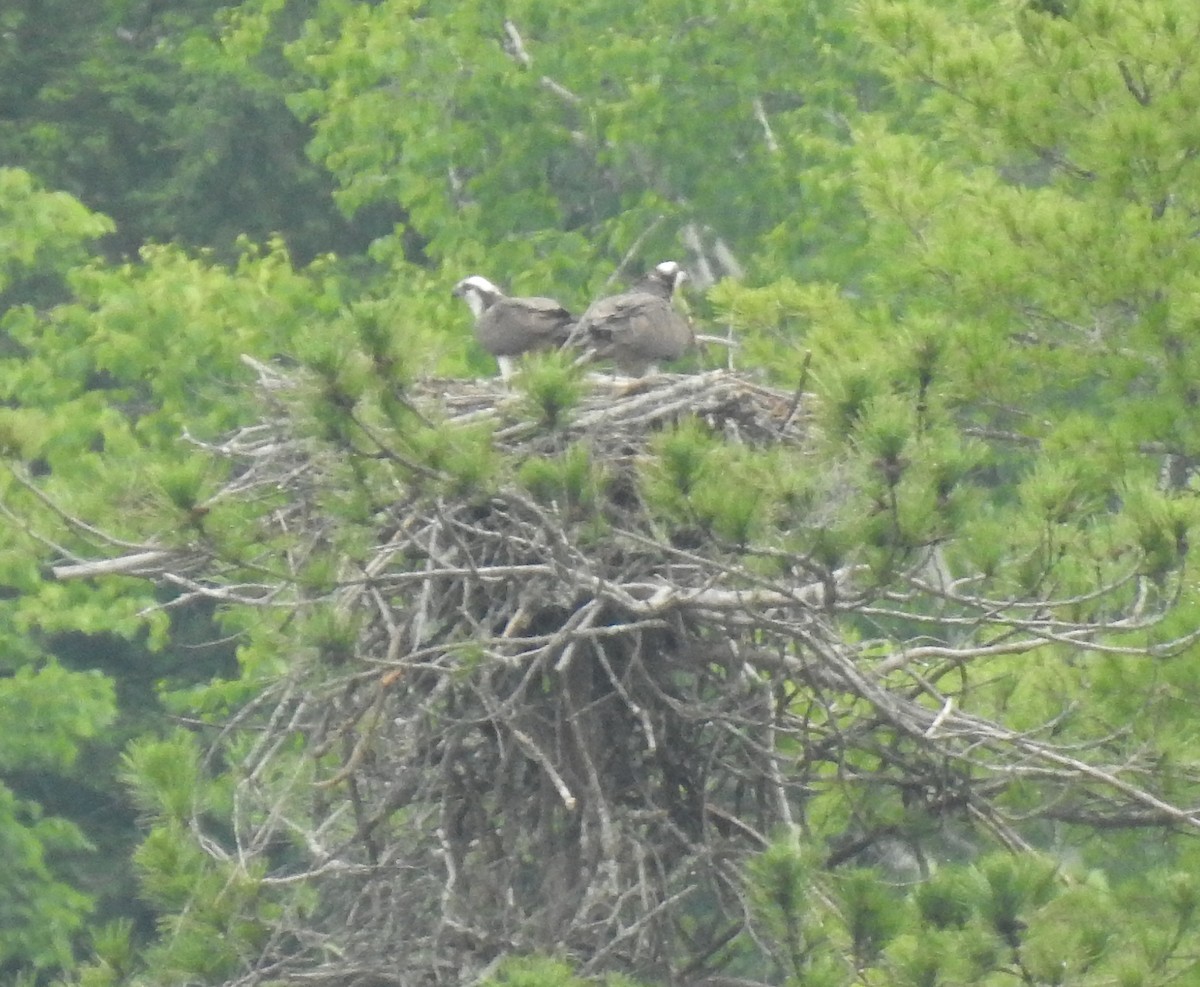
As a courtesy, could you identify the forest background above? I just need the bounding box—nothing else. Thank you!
[4,0,1200,985]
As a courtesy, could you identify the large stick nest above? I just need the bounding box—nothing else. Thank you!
[47,364,1200,987]
[223,369,843,986]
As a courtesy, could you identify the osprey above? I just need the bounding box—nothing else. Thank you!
[453,275,574,381]
[576,261,693,376]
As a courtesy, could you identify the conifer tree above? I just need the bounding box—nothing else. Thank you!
[3,1,1200,985]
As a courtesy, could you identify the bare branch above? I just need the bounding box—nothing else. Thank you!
[752,96,780,153]
[52,550,179,580]
[604,214,667,288]
[502,19,532,68]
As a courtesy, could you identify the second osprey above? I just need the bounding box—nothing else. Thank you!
[576,261,693,377]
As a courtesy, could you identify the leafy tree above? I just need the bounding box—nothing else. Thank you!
[0,166,347,981]
[0,668,114,978]
[4,0,1200,985]
[0,169,118,979]
[0,0,393,263]
[269,0,877,292]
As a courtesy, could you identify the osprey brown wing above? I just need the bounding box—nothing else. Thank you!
[582,296,692,376]
[476,297,574,357]
[577,261,693,376]
[453,275,575,380]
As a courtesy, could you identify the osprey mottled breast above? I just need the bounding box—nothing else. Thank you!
[576,261,693,376]
[453,275,574,381]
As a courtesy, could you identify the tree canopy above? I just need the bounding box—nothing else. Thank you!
[3,0,1200,985]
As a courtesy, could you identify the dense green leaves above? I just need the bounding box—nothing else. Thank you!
[3,0,1200,985]
[0,169,338,983]
[0,167,113,305]
[276,0,875,293]
[0,787,94,975]
[0,0,386,262]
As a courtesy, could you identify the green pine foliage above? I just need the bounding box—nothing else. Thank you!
[744,837,1200,986]
[516,350,585,427]
[482,956,645,987]
[642,418,813,548]
[518,441,606,516]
